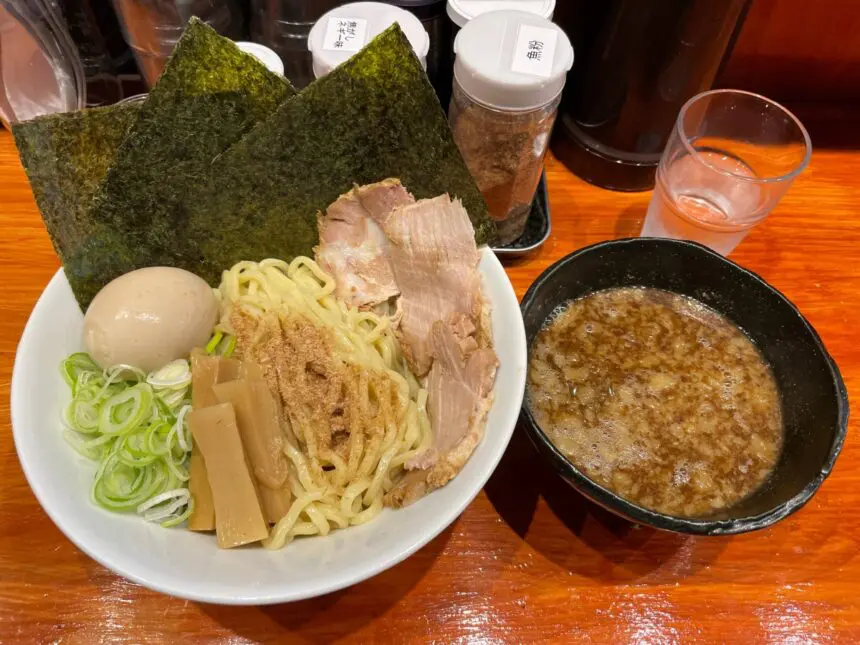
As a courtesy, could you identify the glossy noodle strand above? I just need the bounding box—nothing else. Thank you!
[216,257,431,548]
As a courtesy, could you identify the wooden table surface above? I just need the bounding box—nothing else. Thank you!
[0,124,858,644]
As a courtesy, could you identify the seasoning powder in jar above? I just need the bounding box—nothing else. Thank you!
[449,11,573,244]
[308,2,430,79]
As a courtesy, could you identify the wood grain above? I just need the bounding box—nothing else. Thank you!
[1,126,859,644]
[719,0,860,102]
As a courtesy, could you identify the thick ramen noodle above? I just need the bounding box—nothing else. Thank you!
[217,257,432,547]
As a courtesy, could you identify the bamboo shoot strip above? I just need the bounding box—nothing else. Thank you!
[187,403,269,549]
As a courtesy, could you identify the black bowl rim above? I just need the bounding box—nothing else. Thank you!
[520,237,850,536]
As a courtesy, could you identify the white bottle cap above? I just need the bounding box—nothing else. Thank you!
[235,42,285,76]
[308,2,430,79]
[447,0,556,28]
[454,10,573,111]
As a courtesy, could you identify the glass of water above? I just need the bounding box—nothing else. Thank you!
[640,89,812,255]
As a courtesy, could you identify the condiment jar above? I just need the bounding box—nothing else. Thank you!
[446,0,556,31]
[438,0,556,111]
[449,10,573,245]
[308,2,430,79]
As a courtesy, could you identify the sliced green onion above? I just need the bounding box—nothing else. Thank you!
[172,405,192,452]
[60,353,196,527]
[60,353,99,391]
[98,383,153,436]
[160,497,195,528]
[147,359,192,389]
[205,331,236,357]
[64,398,100,433]
[205,331,223,355]
[158,388,188,411]
[145,420,173,456]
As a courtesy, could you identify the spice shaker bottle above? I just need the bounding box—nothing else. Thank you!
[441,1,556,109]
[447,0,556,32]
[449,10,573,245]
[308,2,430,80]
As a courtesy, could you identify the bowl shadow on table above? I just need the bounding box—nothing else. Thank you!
[200,525,452,643]
[485,423,729,583]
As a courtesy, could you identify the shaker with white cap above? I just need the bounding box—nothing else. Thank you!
[308,2,430,79]
[449,10,573,245]
[446,0,556,29]
[438,1,556,109]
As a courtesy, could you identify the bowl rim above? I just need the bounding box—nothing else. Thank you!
[520,237,849,536]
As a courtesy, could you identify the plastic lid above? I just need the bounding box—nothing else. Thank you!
[308,2,430,78]
[235,42,285,76]
[454,10,573,111]
[446,0,556,28]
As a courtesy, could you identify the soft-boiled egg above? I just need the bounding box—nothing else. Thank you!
[83,267,218,372]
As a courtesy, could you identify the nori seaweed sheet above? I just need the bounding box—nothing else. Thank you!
[12,103,139,303]
[185,24,495,284]
[64,17,295,308]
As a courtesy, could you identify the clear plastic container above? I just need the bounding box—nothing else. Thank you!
[0,0,85,127]
[249,0,343,89]
[448,10,572,244]
[449,83,560,244]
[60,0,134,106]
[110,0,244,87]
[308,2,429,80]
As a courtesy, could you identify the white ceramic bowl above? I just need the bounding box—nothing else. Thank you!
[11,248,526,604]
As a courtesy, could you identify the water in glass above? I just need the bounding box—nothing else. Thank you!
[642,150,763,255]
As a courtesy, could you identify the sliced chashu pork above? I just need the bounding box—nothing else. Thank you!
[315,179,414,309]
[383,194,483,377]
[318,182,498,508]
[385,315,498,507]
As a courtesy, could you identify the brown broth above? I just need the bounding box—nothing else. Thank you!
[528,287,783,518]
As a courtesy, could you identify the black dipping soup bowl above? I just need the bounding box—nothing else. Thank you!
[520,238,849,535]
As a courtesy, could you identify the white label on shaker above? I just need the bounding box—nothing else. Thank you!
[511,25,558,78]
[322,17,368,52]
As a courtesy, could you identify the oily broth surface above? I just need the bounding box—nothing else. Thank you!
[528,287,783,518]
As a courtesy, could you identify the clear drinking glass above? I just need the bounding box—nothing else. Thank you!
[640,89,812,255]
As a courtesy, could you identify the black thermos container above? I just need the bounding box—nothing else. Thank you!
[550,0,752,191]
[248,0,343,89]
[382,0,449,105]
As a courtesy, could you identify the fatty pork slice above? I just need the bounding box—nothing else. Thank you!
[383,194,482,377]
[385,315,498,508]
[315,180,414,309]
[355,179,414,227]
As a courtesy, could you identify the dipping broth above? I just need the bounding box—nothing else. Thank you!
[528,287,783,518]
